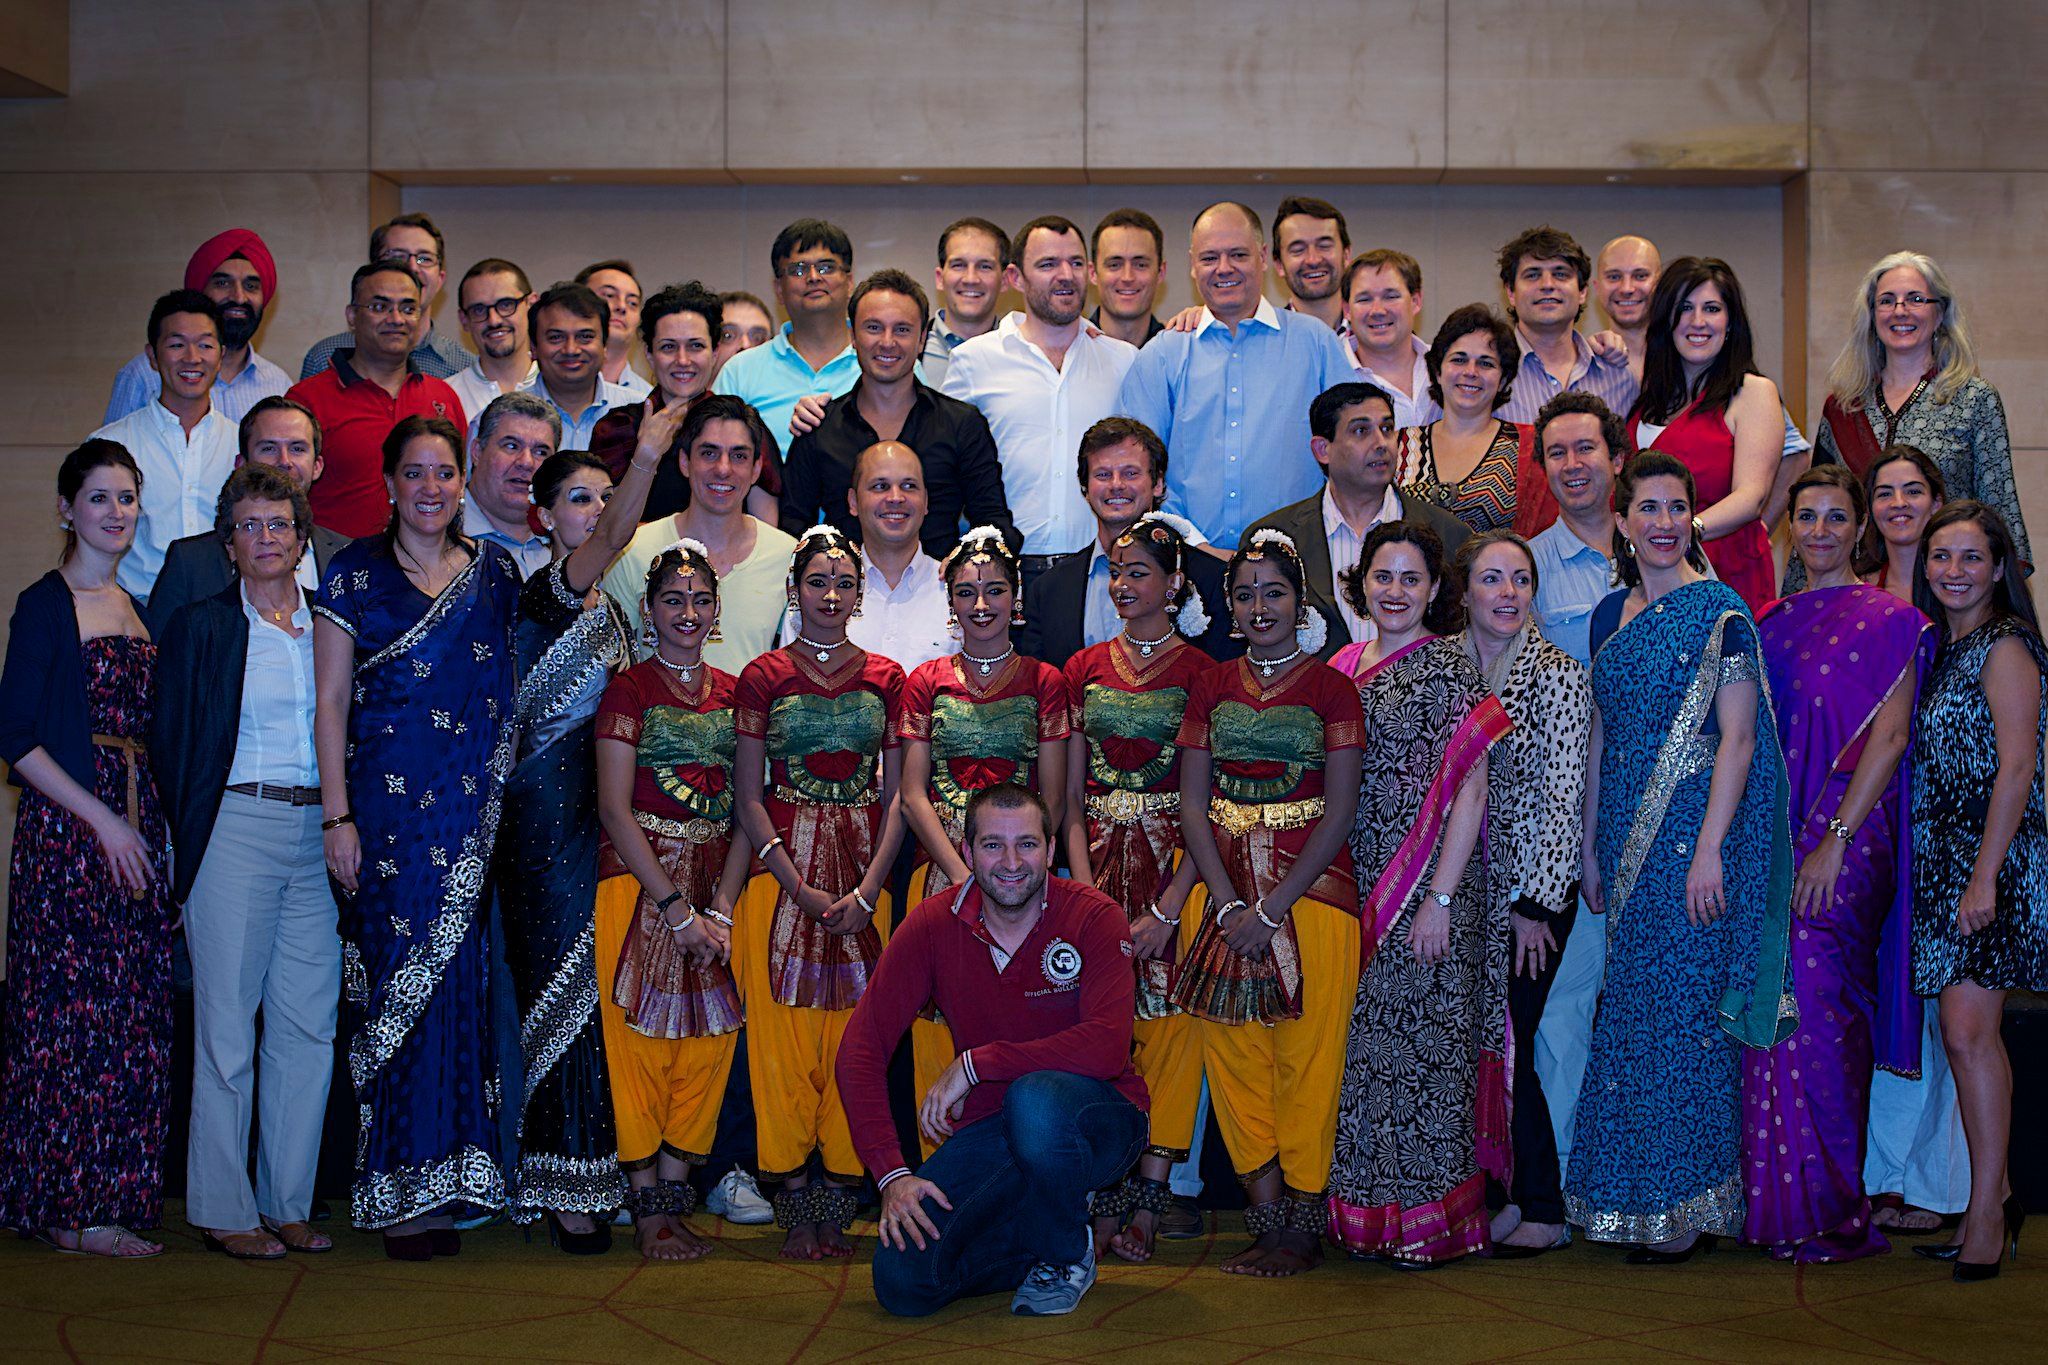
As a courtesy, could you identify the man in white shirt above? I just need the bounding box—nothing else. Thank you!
[462,391,559,577]
[447,258,539,426]
[578,259,654,400]
[92,290,238,600]
[1241,382,1470,655]
[1342,250,1437,430]
[942,215,1139,592]
[526,281,635,450]
[782,441,953,671]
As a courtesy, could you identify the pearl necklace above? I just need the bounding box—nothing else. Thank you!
[1123,626,1175,658]
[794,632,847,663]
[1249,643,1305,678]
[960,644,1015,677]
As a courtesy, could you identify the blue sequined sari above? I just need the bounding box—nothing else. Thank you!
[1564,579,1794,1245]
[315,539,520,1229]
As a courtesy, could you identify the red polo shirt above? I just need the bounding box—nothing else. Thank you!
[288,349,466,537]
[838,875,1144,1185]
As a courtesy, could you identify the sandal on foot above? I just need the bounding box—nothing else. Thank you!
[203,1229,287,1260]
[261,1219,333,1253]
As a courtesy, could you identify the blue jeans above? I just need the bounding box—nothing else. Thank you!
[873,1071,1145,1317]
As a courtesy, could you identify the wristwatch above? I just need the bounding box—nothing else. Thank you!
[1428,891,1452,909]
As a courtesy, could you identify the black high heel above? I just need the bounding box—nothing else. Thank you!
[1953,1195,2025,1283]
[544,1210,613,1256]
[1625,1232,1715,1265]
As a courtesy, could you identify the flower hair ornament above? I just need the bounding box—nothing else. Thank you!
[1242,528,1323,654]
[643,537,722,648]
[788,523,864,617]
[1118,511,1209,639]
[944,525,1026,627]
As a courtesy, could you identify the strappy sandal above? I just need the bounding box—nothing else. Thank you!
[203,1228,287,1260]
[261,1218,333,1253]
[40,1225,165,1259]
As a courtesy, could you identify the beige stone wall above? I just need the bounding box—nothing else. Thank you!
[0,0,2040,927]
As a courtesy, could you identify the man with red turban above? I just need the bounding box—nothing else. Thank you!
[103,228,291,425]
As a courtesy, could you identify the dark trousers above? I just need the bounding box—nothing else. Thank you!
[873,1071,1145,1317]
[1493,900,1577,1224]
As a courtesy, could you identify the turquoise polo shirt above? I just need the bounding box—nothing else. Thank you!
[710,323,862,451]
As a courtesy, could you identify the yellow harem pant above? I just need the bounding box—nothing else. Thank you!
[594,874,738,1166]
[1200,898,1359,1196]
[736,871,890,1182]
[1132,880,1208,1161]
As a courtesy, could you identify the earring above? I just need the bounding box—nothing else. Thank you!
[707,614,723,644]
[786,586,798,609]
[1622,537,1637,558]
[850,595,863,620]
[639,616,658,651]
[1228,619,1245,640]
[1165,599,1180,616]
[1011,598,1027,627]
[946,611,961,638]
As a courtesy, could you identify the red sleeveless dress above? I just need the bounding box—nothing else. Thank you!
[1630,402,1774,614]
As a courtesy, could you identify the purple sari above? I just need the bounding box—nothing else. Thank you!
[1745,585,1934,1262]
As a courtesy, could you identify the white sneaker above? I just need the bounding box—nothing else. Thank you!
[706,1167,773,1225]
[1010,1238,1097,1316]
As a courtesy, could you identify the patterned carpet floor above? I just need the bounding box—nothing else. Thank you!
[0,1204,2036,1363]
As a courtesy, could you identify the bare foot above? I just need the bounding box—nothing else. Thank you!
[1247,1229,1322,1278]
[636,1214,707,1261]
[781,1221,824,1260]
[1489,1204,1523,1242]
[816,1221,855,1258]
[1221,1231,1279,1274]
[51,1225,164,1258]
[1110,1208,1158,1264]
[1500,1220,1565,1249]
[1091,1214,1123,1262]
[1875,1203,1946,1232]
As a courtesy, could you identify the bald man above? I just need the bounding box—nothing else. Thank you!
[787,440,954,671]
[1115,201,1354,546]
[1591,235,1662,379]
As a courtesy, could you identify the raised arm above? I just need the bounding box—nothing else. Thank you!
[562,400,675,595]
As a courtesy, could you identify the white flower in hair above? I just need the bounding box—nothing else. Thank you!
[1137,510,1201,542]
[1175,583,1211,639]
[1249,528,1298,553]
[1297,609,1328,655]
[660,537,712,560]
[801,523,847,543]
[946,524,1012,568]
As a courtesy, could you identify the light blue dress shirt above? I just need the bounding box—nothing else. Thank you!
[711,323,861,449]
[1529,517,1617,668]
[527,374,636,452]
[103,347,291,427]
[1115,299,1355,548]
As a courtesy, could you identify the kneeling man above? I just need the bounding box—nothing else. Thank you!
[837,783,1147,1317]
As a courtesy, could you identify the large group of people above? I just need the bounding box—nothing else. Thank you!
[0,200,2039,1318]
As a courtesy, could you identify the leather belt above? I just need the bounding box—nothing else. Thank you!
[225,780,322,807]
[91,733,147,830]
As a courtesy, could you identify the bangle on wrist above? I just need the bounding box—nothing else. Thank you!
[1253,898,1284,930]
[853,888,878,920]
[757,835,784,859]
[667,908,697,933]
[321,812,353,831]
[1826,816,1854,843]
[1146,902,1180,928]
[703,907,733,928]
[1214,898,1246,927]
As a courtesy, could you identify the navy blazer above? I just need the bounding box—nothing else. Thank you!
[0,570,140,792]
[1019,538,1243,665]
[150,583,256,905]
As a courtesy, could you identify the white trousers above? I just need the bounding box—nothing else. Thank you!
[1864,1005,1973,1213]
[1533,893,1605,1170]
[183,791,340,1230]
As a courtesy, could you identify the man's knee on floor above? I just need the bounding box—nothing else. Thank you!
[873,1242,944,1318]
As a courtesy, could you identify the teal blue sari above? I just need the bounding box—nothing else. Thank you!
[1564,579,1794,1244]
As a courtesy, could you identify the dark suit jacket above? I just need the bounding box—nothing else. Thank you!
[144,525,349,639]
[1019,539,1244,665]
[1243,489,1472,660]
[151,583,255,905]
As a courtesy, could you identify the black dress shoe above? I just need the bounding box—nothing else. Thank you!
[1913,1241,1963,1262]
[428,1227,461,1257]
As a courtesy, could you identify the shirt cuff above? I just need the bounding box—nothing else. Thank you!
[876,1167,913,1190]
[960,1048,980,1087]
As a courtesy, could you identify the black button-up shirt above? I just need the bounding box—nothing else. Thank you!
[779,379,1018,561]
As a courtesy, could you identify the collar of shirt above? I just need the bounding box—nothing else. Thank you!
[1285,299,1349,335]
[1533,516,1609,564]
[465,356,537,389]
[769,321,854,374]
[1321,482,1404,539]
[928,310,970,350]
[1349,332,1428,384]
[865,545,940,596]
[992,308,1104,364]
[239,576,312,630]
[533,374,633,423]
[461,496,547,556]
[331,347,425,388]
[834,376,936,432]
[1194,296,1282,339]
[1515,326,1596,387]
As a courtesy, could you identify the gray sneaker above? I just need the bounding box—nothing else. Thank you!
[706,1167,774,1225]
[1010,1238,1097,1316]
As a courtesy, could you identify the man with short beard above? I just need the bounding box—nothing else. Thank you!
[839,783,1146,1318]
[1273,196,1350,331]
[446,258,539,425]
[943,216,1139,592]
[104,229,292,424]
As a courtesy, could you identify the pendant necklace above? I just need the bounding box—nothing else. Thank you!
[794,633,844,664]
[1251,644,1304,679]
[1123,627,1174,658]
[960,645,1014,677]
[656,651,699,685]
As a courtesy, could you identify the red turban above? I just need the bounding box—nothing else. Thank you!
[184,228,277,301]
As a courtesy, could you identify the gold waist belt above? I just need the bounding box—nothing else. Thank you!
[1087,789,1181,826]
[634,809,729,844]
[773,784,878,808]
[1209,794,1324,837]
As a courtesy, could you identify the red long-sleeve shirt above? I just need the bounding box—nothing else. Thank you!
[837,876,1146,1186]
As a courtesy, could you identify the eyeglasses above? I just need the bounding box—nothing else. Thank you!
[233,517,297,538]
[1875,292,1939,311]
[462,296,525,323]
[778,260,844,280]
[355,298,421,318]
[379,248,442,271]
